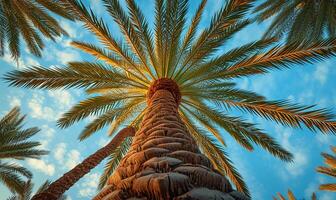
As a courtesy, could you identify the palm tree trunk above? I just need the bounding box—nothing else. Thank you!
[94,88,249,199]
[31,127,135,200]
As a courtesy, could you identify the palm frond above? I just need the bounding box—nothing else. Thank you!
[180,110,250,197]
[222,99,336,134]
[183,99,293,161]
[98,137,132,190]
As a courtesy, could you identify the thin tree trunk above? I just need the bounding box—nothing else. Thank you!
[94,89,249,199]
[31,127,135,200]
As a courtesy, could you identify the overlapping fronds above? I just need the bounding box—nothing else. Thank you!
[98,137,132,190]
[6,180,67,200]
[0,107,47,195]
[5,0,336,194]
[180,110,249,196]
[0,0,75,59]
[316,146,336,192]
[254,0,336,43]
[274,189,316,200]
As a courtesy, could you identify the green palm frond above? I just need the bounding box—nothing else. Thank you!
[5,0,336,194]
[98,137,132,190]
[254,0,336,43]
[0,107,47,195]
[0,0,75,59]
[316,146,336,192]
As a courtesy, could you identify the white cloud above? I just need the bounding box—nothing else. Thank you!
[2,53,26,69]
[54,143,67,162]
[251,76,274,96]
[276,126,309,177]
[28,93,55,121]
[27,159,55,176]
[54,143,81,171]
[314,64,329,85]
[48,90,74,109]
[60,21,77,38]
[65,149,81,170]
[25,57,40,67]
[79,173,99,197]
[8,96,21,108]
[56,49,80,65]
[98,137,109,147]
[39,125,55,149]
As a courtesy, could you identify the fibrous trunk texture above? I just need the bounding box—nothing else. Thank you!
[31,127,135,200]
[94,89,249,200]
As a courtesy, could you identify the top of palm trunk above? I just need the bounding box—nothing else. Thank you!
[147,78,181,104]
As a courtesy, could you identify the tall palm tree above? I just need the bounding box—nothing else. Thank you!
[0,0,75,59]
[0,107,48,195]
[7,180,67,200]
[5,0,336,199]
[274,189,317,200]
[316,146,336,192]
[254,0,336,43]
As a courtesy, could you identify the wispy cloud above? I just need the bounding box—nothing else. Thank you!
[78,173,99,198]
[27,158,55,176]
[314,64,329,85]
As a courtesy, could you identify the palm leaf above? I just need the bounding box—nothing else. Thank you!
[98,137,132,190]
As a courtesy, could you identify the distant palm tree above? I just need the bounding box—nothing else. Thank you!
[7,180,67,200]
[0,107,48,195]
[274,189,317,200]
[254,0,336,43]
[6,0,336,199]
[316,146,336,192]
[0,0,75,59]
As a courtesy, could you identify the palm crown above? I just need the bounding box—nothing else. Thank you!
[254,0,336,43]
[5,0,336,194]
[0,107,48,195]
[0,0,75,59]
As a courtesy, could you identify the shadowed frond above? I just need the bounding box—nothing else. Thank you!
[98,137,132,190]
[7,179,67,200]
[0,0,75,59]
[254,0,336,43]
[0,107,47,195]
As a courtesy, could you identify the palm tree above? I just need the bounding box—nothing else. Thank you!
[31,127,135,200]
[5,0,336,199]
[7,180,67,200]
[254,0,336,43]
[0,0,75,59]
[274,189,317,200]
[316,146,336,192]
[0,107,48,195]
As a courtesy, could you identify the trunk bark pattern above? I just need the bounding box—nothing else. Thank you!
[94,89,249,200]
[31,127,135,200]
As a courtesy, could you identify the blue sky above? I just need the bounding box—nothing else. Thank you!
[1,0,336,199]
